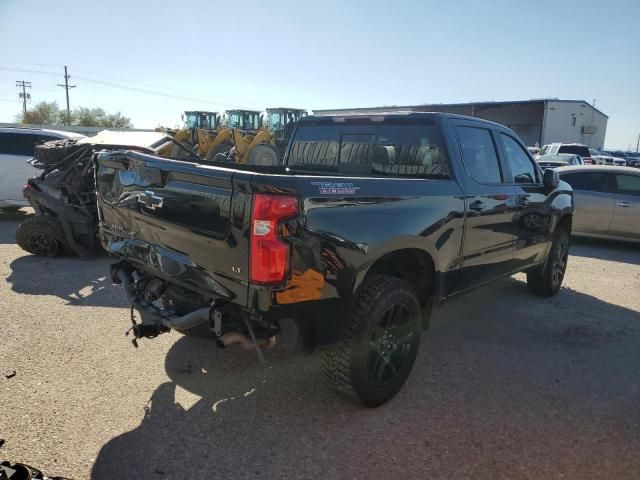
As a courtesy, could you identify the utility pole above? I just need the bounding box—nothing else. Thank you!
[57,66,76,125]
[636,133,639,153]
[15,80,31,116]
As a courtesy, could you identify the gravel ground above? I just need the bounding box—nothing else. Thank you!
[1,209,639,480]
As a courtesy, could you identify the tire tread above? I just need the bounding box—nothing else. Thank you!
[322,274,418,404]
[15,216,68,256]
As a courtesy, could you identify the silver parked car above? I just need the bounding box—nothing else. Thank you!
[0,127,86,208]
[556,165,640,243]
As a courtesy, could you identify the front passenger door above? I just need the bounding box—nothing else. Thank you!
[453,123,519,291]
[496,132,552,270]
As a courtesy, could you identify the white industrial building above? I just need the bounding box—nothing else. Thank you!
[314,99,608,149]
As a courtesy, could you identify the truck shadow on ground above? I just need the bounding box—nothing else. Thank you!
[6,255,124,308]
[91,277,640,480]
[570,237,640,266]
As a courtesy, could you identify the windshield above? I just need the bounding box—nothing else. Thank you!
[227,112,259,130]
[185,113,199,129]
[268,112,285,130]
[201,114,216,130]
[287,122,449,177]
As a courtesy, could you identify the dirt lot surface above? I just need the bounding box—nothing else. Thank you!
[1,209,639,479]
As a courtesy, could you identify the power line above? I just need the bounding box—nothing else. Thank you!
[73,75,243,109]
[0,66,57,76]
[72,68,265,106]
[57,66,75,125]
[0,63,265,108]
[15,80,31,115]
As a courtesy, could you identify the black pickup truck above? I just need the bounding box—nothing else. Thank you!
[96,113,574,407]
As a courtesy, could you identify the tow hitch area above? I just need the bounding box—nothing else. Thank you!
[109,262,284,361]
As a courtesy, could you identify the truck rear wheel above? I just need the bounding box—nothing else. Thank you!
[527,228,569,297]
[323,274,421,407]
[16,216,69,257]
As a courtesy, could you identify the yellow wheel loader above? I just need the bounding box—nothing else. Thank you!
[202,109,262,161]
[166,111,221,158]
[216,108,307,166]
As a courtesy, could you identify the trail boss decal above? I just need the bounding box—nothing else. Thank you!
[311,182,360,195]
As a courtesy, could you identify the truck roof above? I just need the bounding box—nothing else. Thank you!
[300,111,507,129]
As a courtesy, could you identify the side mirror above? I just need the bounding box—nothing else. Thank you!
[543,168,559,190]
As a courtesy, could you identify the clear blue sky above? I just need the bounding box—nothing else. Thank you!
[1,0,638,148]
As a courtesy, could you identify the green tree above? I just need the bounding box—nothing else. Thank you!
[73,107,132,128]
[102,112,133,128]
[74,107,107,127]
[16,101,61,125]
[17,102,133,128]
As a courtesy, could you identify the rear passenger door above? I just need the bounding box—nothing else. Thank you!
[452,120,519,290]
[558,171,614,235]
[609,172,640,239]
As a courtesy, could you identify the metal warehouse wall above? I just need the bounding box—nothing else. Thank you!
[542,101,607,148]
[413,103,545,146]
[314,103,546,146]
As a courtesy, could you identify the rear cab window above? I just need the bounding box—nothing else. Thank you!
[286,120,450,178]
[558,145,591,157]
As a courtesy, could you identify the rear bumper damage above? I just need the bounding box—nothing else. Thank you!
[111,261,210,333]
[109,261,287,354]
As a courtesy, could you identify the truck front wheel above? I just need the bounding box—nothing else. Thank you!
[527,228,569,297]
[323,274,421,407]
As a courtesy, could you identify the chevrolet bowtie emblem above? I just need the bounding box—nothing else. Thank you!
[138,190,164,210]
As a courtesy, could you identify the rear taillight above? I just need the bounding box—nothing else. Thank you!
[250,194,298,285]
[23,181,40,194]
[583,157,594,165]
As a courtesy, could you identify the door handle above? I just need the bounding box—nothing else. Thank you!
[616,201,632,207]
[469,200,484,212]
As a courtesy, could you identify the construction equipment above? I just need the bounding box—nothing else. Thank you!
[266,108,308,158]
[202,109,262,161]
[166,108,307,165]
[217,108,307,165]
[167,111,221,157]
